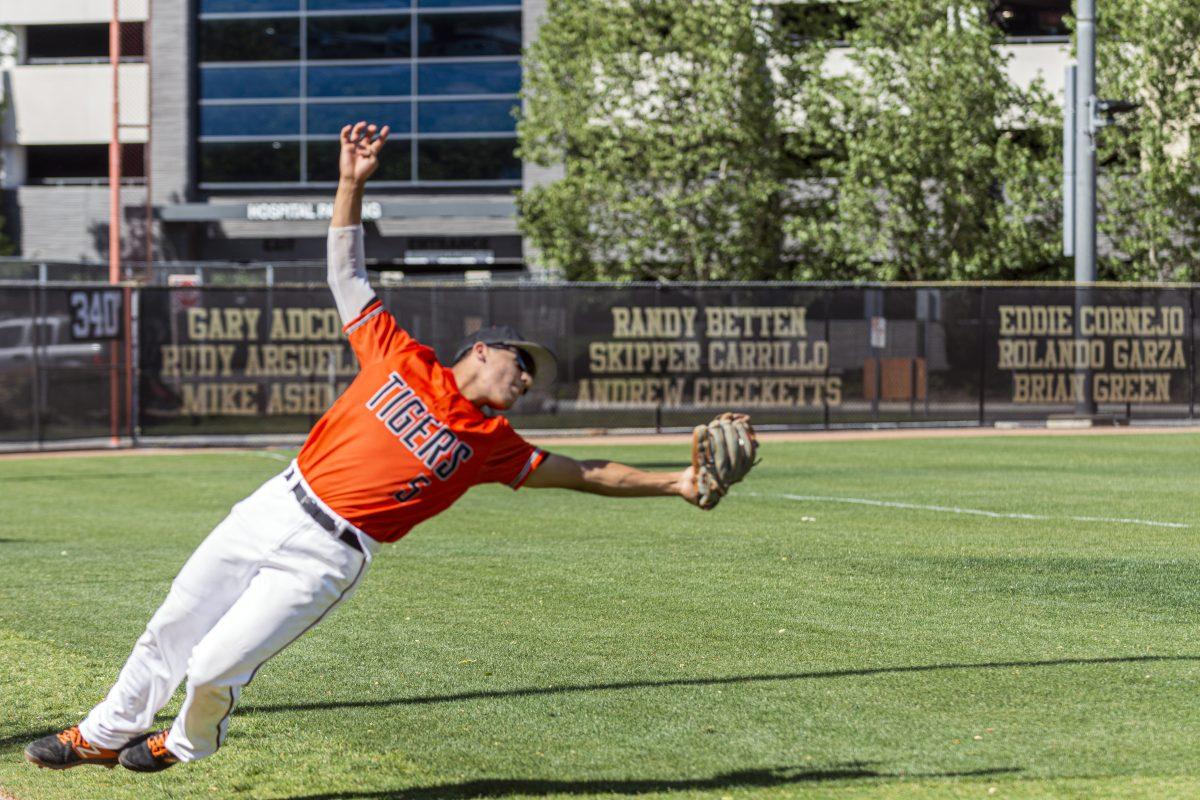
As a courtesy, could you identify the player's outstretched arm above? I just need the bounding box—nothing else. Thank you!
[523,453,701,507]
[328,121,390,325]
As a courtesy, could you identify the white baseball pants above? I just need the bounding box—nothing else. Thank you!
[78,464,378,761]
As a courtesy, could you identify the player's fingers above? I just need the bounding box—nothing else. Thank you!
[350,120,367,143]
[372,125,391,151]
[366,123,378,140]
[340,124,353,144]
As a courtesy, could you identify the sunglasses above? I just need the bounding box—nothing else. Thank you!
[491,344,536,378]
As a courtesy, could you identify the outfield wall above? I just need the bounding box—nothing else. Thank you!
[0,286,133,445]
[1,283,1196,445]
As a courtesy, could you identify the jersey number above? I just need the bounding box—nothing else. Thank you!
[393,476,431,503]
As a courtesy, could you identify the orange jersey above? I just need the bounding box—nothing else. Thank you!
[296,299,546,542]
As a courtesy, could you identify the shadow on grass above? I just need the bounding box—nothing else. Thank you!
[0,715,172,752]
[239,654,1198,717]
[5,656,1190,754]
[615,461,691,470]
[0,727,58,751]
[277,764,1021,800]
[0,472,157,483]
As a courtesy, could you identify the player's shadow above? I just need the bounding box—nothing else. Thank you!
[239,654,1198,717]
[619,461,690,470]
[279,764,1021,800]
[1,713,177,752]
[0,472,154,483]
[0,727,59,751]
[4,657,1190,759]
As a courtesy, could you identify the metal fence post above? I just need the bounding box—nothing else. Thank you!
[910,288,919,417]
[866,288,882,420]
[824,291,832,430]
[978,286,987,426]
[29,287,42,444]
[1191,286,1197,420]
[131,287,141,444]
[922,290,931,417]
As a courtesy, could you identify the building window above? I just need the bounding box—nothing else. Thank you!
[24,22,144,63]
[26,145,145,184]
[200,104,301,137]
[990,1,1070,38]
[199,18,301,62]
[306,102,412,135]
[419,0,522,7]
[771,2,1070,44]
[307,16,412,60]
[417,99,517,134]
[200,0,299,11]
[418,61,520,95]
[200,66,300,99]
[773,3,859,47]
[418,13,521,57]
[417,138,519,181]
[196,3,521,188]
[199,141,301,183]
[307,139,411,182]
[307,64,412,97]
[308,0,410,10]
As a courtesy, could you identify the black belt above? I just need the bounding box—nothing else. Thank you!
[285,471,363,554]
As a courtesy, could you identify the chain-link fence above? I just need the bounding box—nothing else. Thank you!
[0,258,531,287]
[0,285,132,445]
[0,282,1195,448]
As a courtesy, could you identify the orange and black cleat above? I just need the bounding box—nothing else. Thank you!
[118,729,180,772]
[24,726,121,770]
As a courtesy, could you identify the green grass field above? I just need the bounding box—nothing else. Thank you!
[1,433,1199,800]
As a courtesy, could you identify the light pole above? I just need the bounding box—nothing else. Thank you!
[1073,0,1095,283]
[1063,1,1138,417]
[1064,2,1139,270]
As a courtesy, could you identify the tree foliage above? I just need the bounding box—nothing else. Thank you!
[521,0,1198,282]
[518,0,814,281]
[1095,0,1200,281]
[788,0,1064,280]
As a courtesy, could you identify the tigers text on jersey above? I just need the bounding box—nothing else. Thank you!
[296,299,545,542]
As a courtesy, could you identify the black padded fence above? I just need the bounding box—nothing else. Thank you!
[0,285,133,445]
[0,283,1195,445]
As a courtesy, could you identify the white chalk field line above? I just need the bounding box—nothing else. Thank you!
[238,450,293,463]
[752,492,1190,529]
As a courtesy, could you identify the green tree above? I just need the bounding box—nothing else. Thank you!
[1095,0,1200,281]
[518,0,815,280]
[787,0,1064,280]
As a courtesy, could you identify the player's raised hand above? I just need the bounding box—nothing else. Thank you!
[339,121,390,185]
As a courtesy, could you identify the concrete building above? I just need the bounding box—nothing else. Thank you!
[0,0,1069,273]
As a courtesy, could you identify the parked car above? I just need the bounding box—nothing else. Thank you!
[0,315,106,373]
[0,316,113,435]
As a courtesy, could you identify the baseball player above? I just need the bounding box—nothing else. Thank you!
[24,122,757,774]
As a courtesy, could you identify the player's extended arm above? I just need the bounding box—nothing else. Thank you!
[523,453,700,506]
[328,121,390,325]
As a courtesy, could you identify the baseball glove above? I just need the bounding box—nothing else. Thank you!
[691,412,759,510]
